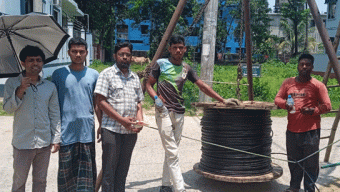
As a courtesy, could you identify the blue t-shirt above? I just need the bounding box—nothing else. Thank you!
[52,66,99,145]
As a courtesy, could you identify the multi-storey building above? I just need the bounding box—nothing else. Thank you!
[313,0,340,75]
[115,2,245,60]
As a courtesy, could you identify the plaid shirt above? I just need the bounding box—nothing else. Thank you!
[94,64,144,134]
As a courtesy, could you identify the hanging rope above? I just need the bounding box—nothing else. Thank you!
[183,0,211,37]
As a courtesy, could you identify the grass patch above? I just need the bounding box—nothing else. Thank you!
[0,102,13,116]
[0,59,330,118]
[89,59,339,117]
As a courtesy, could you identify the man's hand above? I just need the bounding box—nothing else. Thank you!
[16,77,31,99]
[223,98,241,106]
[285,102,294,112]
[121,117,141,133]
[300,107,315,115]
[132,120,144,133]
[51,144,60,153]
[97,126,102,143]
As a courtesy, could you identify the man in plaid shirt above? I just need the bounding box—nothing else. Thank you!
[95,42,144,191]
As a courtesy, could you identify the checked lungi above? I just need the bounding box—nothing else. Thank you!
[58,142,97,192]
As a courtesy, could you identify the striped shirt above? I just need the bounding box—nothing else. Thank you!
[94,64,144,134]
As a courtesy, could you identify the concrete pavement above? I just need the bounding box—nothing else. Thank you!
[0,113,339,192]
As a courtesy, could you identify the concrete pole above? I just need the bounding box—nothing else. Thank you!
[307,0,340,83]
[199,0,218,102]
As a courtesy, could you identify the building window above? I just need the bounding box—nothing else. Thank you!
[117,24,128,33]
[117,24,128,40]
[141,25,149,35]
[236,48,246,53]
[21,0,33,14]
[328,2,336,19]
[42,0,46,13]
[53,7,60,22]
[130,40,144,44]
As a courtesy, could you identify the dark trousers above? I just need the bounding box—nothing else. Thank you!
[101,129,137,192]
[286,129,320,192]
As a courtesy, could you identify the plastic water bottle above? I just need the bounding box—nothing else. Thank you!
[287,95,296,114]
[154,96,168,117]
[154,95,163,108]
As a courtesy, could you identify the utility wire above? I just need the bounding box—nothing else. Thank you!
[143,124,340,165]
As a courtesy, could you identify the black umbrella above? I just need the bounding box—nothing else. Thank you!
[0,12,69,78]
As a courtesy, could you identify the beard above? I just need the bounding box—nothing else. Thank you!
[117,61,130,69]
[299,70,310,77]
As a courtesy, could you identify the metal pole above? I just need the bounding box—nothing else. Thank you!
[244,0,253,101]
[324,106,340,162]
[307,0,340,162]
[322,20,340,85]
[304,2,309,53]
[307,0,340,83]
[149,0,188,68]
[199,0,219,102]
[141,0,188,92]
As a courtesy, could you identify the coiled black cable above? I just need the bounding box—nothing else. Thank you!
[199,108,273,176]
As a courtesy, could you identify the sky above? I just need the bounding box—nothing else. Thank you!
[267,0,328,14]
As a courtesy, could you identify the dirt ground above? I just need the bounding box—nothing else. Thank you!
[0,109,339,191]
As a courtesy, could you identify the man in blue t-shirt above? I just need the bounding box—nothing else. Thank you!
[52,37,100,191]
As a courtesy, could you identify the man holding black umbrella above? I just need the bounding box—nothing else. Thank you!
[3,45,61,192]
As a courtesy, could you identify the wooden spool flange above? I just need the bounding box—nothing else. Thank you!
[193,163,283,183]
[192,101,278,110]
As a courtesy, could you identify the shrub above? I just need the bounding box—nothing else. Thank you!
[86,58,339,117]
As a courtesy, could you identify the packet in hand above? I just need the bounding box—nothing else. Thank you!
[133,120,148,129]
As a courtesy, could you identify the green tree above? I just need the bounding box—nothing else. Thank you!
[250,0,272,56]
[127,0,198,58]
[75,0,129,61]
[230,0,272,56]
[280,0,310,56]
[278,18,316,55]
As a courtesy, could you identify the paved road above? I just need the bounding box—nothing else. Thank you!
[0,113,339,192]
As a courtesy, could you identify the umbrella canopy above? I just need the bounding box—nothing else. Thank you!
[0,12,69,78]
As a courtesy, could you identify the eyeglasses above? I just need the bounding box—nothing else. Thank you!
[117,53,132,57]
